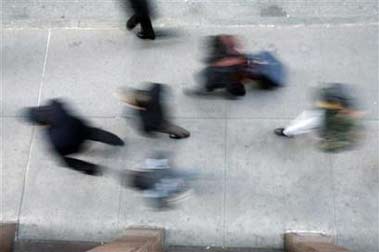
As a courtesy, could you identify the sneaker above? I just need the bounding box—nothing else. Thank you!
[274,128,290,137]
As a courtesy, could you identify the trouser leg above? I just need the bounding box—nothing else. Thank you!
[283,110,323,136]
[61,156,101,176]
[127,14,140,30]
[158,122,190,139]
[139,15,155,37]
[85,127,124,146]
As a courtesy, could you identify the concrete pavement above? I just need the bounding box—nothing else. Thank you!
[1,3,379,252]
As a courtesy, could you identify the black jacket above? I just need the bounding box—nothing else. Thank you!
[137,83,166,133]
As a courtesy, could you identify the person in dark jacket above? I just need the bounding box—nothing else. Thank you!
[186,35,287,98]
[187,35,248,98]
[126,0,155,40]
[23,99,124,175]
[116,83,190,139]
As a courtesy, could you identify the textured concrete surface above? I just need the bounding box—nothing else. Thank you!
[1,4,379,252]
[3,0,379,28]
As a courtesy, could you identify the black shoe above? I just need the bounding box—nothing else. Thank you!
[82,166,103,176]
[126,16,138,30]
[274,128,290,137]
[137,32,155,40]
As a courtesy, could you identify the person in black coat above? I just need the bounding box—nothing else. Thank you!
[117,83,190,139]
[126,0,155,40]
[24,99,124,175]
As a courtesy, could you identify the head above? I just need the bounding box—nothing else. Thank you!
[317,83,355,111]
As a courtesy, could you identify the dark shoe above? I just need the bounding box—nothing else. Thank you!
[274,128,289,137]
[169,133,190,139]
[126,15,139,30]
[137,32,155,40]
[82,166,103,176]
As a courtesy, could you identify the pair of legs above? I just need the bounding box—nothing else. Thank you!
[58,127,124,176]
[275,110,323,137]
[193,66,246,97]
[127,14,155,39]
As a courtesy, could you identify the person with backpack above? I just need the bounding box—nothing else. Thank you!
[274,83,361,152]
[23,99,124,175]
[186,35,287,98]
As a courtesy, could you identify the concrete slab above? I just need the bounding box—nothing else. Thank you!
[3,0,378,28]
[2,30,48,116]
[319,25,379,119]
[38,29,131,118]
[2,21,378,251]
[1,118,34,222]
[225,119,334,248]
[39,29,228,119]
[31,25,379,120]
[17,120,123,242]
[331,122,379,252]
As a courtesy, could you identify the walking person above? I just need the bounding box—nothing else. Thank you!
[190,35,247,98]
[125,152,194,209]
[23,99,124,175]
[116,82,190,139]
[186,35,287,98]
[126,0,155,40]
[274,83,361,152]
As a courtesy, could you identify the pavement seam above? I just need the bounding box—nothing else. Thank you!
[37,29,51,105]
[16,29,51,240]
[222,107,228,247]
[327,155,339,244]
[2,22,378,31]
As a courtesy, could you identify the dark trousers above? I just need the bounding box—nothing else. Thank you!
[204,66,246,96]
[57,127,124,175]
[128,14,155,36]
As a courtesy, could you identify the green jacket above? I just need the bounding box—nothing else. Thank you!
[319,110,359,152]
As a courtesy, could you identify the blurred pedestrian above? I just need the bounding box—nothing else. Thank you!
[187,35,286,98]
[23,99,124,175]
[125,152,193,209]
[274,83,362,152]
[126,0,155,40]
[192,35,247,98]
[116,83,190,139]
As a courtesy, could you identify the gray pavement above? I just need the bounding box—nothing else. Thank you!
[1,5,379,252]
[3,0,378,28]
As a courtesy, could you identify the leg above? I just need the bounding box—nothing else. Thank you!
[158,122,190,139]
[61,156,101,176]
[86,127,124,146]
[226,82,246,97]
[282,110,323,136]
[138,15,155,39]
[126,14,140,30]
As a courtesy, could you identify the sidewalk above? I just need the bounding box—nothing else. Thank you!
[2,23,379,251]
